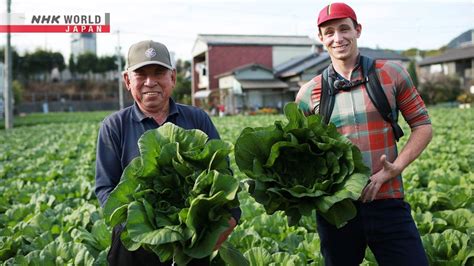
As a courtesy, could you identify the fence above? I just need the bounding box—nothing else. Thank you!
[17,92,134,113]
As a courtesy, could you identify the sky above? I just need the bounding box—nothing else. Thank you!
[0,0,473,62]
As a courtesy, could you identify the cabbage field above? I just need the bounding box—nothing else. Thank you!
[0,107,473,265]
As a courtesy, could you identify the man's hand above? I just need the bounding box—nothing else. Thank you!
[361,124,432,203]
[213,217,237,250]
[361,154,401,203]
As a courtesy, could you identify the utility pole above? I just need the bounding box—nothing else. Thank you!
[4,0,13,129]
[115,30,124,110]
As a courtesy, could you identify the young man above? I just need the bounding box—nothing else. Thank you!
[296,3,432,265]
[95,40,240,265]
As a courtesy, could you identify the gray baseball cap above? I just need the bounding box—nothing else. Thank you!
[126,40,173,71]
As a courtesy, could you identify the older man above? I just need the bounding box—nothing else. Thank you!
[95,40,240,265]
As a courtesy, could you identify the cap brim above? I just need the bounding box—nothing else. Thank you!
[318,14,355,26]
[127,61,173,71]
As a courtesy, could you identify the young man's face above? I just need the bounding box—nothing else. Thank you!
[318,18,362,61]
[123,64,176,114]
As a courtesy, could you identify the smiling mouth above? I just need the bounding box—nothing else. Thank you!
[333,44,349,49]
[142,91,161,96]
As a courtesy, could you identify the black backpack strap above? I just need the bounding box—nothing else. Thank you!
[362,56,404,141]
[319,67,336,124]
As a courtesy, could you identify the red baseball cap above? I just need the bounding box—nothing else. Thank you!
[317,2,357,26]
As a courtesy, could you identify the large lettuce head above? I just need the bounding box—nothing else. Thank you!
[235,102,370,228]
[104,123,244,265]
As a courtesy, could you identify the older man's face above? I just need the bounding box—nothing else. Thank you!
[124,64,176,114]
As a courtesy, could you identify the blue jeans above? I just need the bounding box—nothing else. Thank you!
[316,199,428,266]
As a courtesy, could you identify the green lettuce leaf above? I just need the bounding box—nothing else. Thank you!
[235,102,369,228]
[103,123,242,264]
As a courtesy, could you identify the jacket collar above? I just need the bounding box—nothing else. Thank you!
[131,98,179,122]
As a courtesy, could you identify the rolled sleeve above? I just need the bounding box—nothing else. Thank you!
[395,65,431,128]
[296,77,321,116]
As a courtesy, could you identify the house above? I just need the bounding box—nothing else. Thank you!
[191,34,322,107]
[358,47,410,68]
[417,29,473,92]
[216,64,288,114]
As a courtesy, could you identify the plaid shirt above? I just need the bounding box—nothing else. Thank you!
[296,59,431,199]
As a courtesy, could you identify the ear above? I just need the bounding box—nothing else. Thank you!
[171,69,177,87]
[317,31,323,42]
[123,71,132,91]
[355,23,362,38]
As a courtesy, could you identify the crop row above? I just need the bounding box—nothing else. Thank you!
[0,107,472,265]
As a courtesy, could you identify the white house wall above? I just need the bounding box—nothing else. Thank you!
[429,62,456,75]
[195,62,209,89]
[246,90,263,109]
[445,62,456,75]
[191,40,208,57]
[219,75,235,89]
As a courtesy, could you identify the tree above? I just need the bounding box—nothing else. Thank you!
[76,52,98,74]
[402,48,420,58]
[0,47,22,79]
[419,74,461,104]
[17,49,65,80]
[175,59,183,73]
[183,60,191,70]
[1,48,66,80]
[424,46,446,58]
[28,50,52,74]
[12,80,24,105]
[96,55,117,73]
[407,61,419,88]
[175,59,191,75]
[51,52,66,71]
[69,54,77,79]
[173,73,191,104]
[172,59,192,104]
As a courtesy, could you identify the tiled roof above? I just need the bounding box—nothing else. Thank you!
[359,47,409,61]
[418,45,474,66]
[273,53,316,74]
[215,63,273,78]
[274,52,330,78]
[238,79,288,89]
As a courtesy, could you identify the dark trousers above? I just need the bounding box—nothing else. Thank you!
[316,199,428,266]
[107,225,170,266]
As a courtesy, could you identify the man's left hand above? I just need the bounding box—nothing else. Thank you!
[361,154,401,203]
[213,217,237,250]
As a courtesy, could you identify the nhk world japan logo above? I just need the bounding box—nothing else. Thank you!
[0,13,110,33]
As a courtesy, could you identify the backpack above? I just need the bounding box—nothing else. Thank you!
[319,55,404,141]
